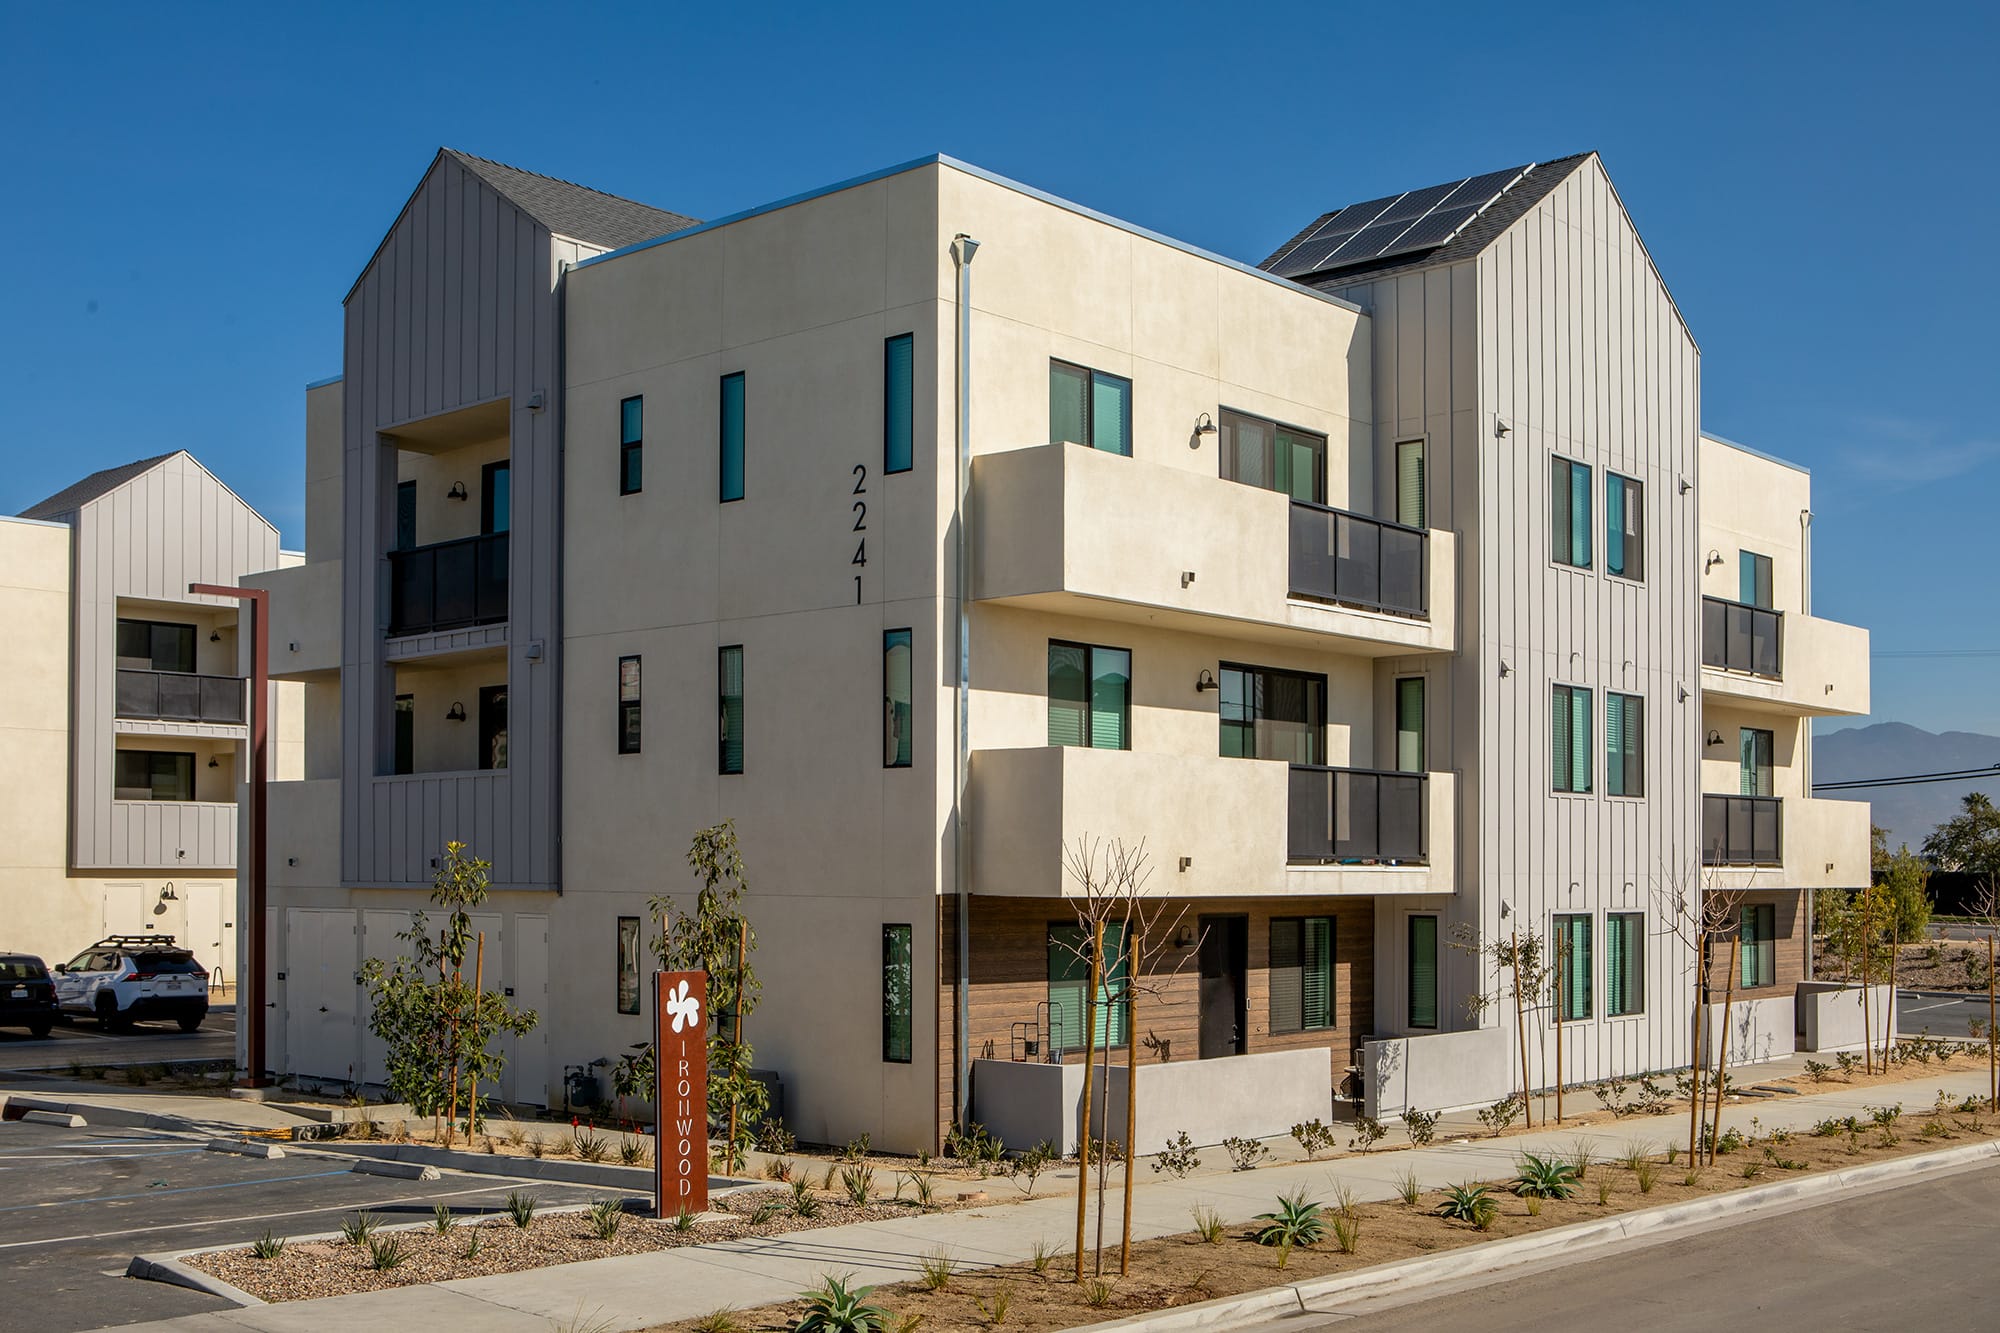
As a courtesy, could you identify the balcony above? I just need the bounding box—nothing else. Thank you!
[970,745,1452,898]
[115,669,244,725]
[975,444,1453,656]
[1702,794,1782,868]
[1700,597,1869,717]
[1701,794,1871,890]
[246,558,341,678]
[388,533,508,638]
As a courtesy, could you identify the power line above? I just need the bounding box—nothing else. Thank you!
[1813,763,2000,792]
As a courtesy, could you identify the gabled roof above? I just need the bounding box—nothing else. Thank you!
[1260,154,1592,288]
[18,451,180,521]
[441,148,701,252]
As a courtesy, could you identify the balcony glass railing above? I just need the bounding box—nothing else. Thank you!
[388,533,509,637]
[1702,794,1783,867]
[1288,502,1428,619]
[115,669,244,724]
[1702,596,1782,678]
[1288,765,1427,865]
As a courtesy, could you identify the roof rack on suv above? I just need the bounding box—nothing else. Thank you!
[94,934,180,949]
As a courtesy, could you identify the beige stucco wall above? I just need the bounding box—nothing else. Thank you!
[1698,435,1813,612]
[396,434,509,549]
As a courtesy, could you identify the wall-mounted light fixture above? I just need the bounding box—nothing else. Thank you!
[447,482,469,501]
[1194,669,1219,693]
[287,856,298,867]
[1499,660,1512,677]
[1494,416,1511,438]
[208,755,221,768]
[1704,549,1723,571]
[1678,475,1692,494]
[1192,412,1217,446]
[1174,924,1195,948]
[1180,570,1197,589]
[158,883,179,903]
[1705,730,1725,747]
[527,391,546,412]
[1178,856,1192,872]
[210,629,223,642]
[446,701,468,722]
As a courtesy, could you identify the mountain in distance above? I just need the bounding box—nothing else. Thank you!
[1816,722,2000,853]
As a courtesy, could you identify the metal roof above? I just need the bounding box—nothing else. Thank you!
[18,451,180,521]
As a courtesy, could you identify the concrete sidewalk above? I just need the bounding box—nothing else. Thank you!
[111,1065,1996,1333]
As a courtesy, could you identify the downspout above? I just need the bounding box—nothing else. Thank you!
[952,233,979,1133]
[1799,507,1814,974]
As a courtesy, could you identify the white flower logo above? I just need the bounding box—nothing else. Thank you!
[665,980,702,1034]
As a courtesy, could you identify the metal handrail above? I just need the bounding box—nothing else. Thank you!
[1702,793,1784,866]
[1288,764,1428,865]
[387,531,509,636]
[114,668,245,724]
[1701,596,1783,679]
[1287,501,1429,619]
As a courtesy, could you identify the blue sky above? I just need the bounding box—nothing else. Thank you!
[4,2,1994,735]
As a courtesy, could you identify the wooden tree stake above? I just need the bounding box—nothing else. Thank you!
[1121,976,1137,1277]
[1988,935,1995,1109]
[467,930,485,1135]
[1554,935,1567,1125]
[1711,938,1738,1164]
[1073,920,1102,1284]
[1689,929,1707,1164]
[1512,929,1532,1129]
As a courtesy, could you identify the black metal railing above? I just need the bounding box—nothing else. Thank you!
[1702,794,1783,867]
[1288,765,1427,864]
[114,669,244,724]
[1702,596,1783,678]
[1288,502,1428,619]
[388,533,509,637]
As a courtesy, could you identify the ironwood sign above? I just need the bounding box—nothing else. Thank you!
[653,970,709,1216]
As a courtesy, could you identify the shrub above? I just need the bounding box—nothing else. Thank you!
[944,1122,1004,1174]
[917,1248,953,1291]
[1617,1142,1653,1171]
[1523,1194,1543,1217]
[840,1163,876,1207]
[505,1190,538,1228]
[588,1199,625,1241]
[975,1284,1014,1326]
[1347,1117,1387,1154]
[1867,1103,1904,1128]
[1403,1108,1440,1147]
[1224,1136,1270,1171]
[1190,1204,1226,1244]
[667,1206,696,1234]
[749,1197,783,1225]
[1082,1279,1114,1308]
[1331,1212,1360,1253]
[1564,1138,1594,1181]
[1253,1188,1327,1248]
[620,1138,651,1167]
[463,1229,482,1260]
[251,1230,286,1260]
[1511,1153,1579,1199]
[1005,1140,1056,1197]
[1476,1094,1523,1137]
[1592,1076,1630,1115]
[1596,1178,1612,1205]
[339,1212,380,1246]
[907,1171,937,1211]
[1835,1051,1861,1078]
[756,1118,797,1155]
[792,1185,822,1219]
[1634,1160,1659,1193]
[1152,1131,1201,1178]
[842,1133,872,1163]
[1394,1168,1422,1206]
[1029,1238,1056,1273]
[690,1310,744,1333]
[1290,1118,1336,1160]
[573,1127,609,1163]
[1435,1182,1496,1226]
[431,1203,458,1234]
[794,1275,890,1333]
[365,1233,408,1271]
[1634,1076,1675,1116]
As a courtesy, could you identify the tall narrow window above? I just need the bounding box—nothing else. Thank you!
[478,684,508,770]
[718,645,744,774]
[616,917,642,1015]
[1396,439,1426,527]
[1551,684,1593,793]
[1606,473,1643,580]
[1739,550,1773,608]
[1269,916,1334,1035]
[1048,922,1128,1051]
[393,694,414,775]
[1219,664,1326,764]
[620,396,644,495]
[617,656,642,755]
[1220,410,1326,503]
[1046,641,1130,750]
[1049,360,1132,456]
[1550,456,1591,568]
[1407,914,1438,1030]
[396,480,417,550]
[884,334,914,474]
[720,372,746,502]
[1740,727,1774,796]
[882,924,913,1063]
[1395,677,1425,774]
[481,461,510,535]
[1554,914,1593,1021]
[883,629,913,768]
[1605,692,1644,797]
[1740,903,1776,987]
[1607,912,1645,1016]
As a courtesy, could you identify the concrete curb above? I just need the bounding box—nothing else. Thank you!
[124,1254,267,1307]
[307,1138,759,1194]
[1079,1139,2000,1332]
[21,1109,88,1127]
[350,1159,440,1180]
[0,1092,188,1132]
[207,1138,285,1159]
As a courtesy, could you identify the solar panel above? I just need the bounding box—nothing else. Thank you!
[1268,163,1534,279]
[1383,203,1482,252]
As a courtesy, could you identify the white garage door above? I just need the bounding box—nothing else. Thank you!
[284,908,358,1085]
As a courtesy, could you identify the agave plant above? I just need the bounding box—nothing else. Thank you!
[1252,1188,1327,1248]
[1434,1181,1496,1223]
[1511,1152,1579,1199]
[794,1274,891,1333]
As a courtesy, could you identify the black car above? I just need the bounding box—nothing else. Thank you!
[0,955,58,1037]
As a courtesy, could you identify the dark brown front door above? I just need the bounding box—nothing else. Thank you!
[1198,914,1248,1058]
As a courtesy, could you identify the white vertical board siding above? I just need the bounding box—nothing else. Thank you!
[340,155,562,891]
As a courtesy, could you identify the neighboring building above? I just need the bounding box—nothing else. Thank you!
[259,148,1869,1147]
[1,452,298,977]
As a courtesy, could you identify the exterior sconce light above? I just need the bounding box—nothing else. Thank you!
[1181,570,1197,589]
[1704,549,1723,571]
[446,701,468,722]
[1178,856,1192,872]
[1677,683,1689,703]
[1705,730,1725,747]
[208,755,221,768]
[1679,475,1692,494]
[159,883,179,903]
[1193,412,1217,446]
[1493,416,1511,438]
[210,629,223,642]
[1174,924,1195,948]
[1499,660,1512,677]
[527,391,546,412]
[447,482,469,501]
[1194,669,1219,693]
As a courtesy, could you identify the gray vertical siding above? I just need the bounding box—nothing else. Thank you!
[339,154,563,891]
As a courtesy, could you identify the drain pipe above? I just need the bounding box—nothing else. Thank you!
[952,233,979,1134]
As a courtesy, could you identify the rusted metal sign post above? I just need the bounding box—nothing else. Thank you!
[654,971,709,1217]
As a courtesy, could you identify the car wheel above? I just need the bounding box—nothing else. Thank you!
[176,1014,204,1033]
[95,994,130,1032]
[28,1020,52,1039]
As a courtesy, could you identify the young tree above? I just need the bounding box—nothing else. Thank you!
[362,842,538,1144]
[1652,863,1743,1161]
[1879,844,1933,945]
[1924,791,2000,916]
[1451,922,1555,1127]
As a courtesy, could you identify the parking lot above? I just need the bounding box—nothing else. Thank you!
[0,1115,615,1331]
[0,1006,237,1074]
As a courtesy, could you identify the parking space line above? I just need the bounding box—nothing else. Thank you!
[0,1150,205,1163]
[0,1168,352,1213]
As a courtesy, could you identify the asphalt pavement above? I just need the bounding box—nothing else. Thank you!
[1897,989,1995,1038]
[0,1116,616,1332]
[0,1007,236,1074]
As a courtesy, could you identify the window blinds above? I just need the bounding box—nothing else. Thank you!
[1091,373,1131,456]
[1607,913,1644,1016]
[718,646,745,774]
[1557,915,1592,1020]
[1049,362,1089,447]
[1408,915,1438,1029]
[1047,923,1128,1051]
[1397,440,1425,527]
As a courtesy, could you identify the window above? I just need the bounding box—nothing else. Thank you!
[1740,903,1776,987]
[1219,664,1326,764]
[883,630,913,768]
[396,480,417,550]
[882,924,913,1063]
[1269,916,1334,1035]
[478,684,508,770]
[720,371,746,501]
[481,461,510,535]
[1551,685,1593,793]
[116,619,196,674]
[1550,456,1592,568]
[1607,912,1645,1017]
[1407,915,1438,1030]
[1606,473,1643,580]
[1605,693,1644,797]
[114,750,194,801]
[884,334,914,474]
[618,656,641,755]
[616,917,642,1015]
[1049,360,1132,456]
[719,645,744,774]
[1397,439,1426,527]
[393,694,414,775]
[1048,922,1128,1051]
[1220,409,1325,503]
[1740,727,1774,796]
[1395,677,1425,774]
[1554,914,1592,1021]
[620,396,644,495]
[1739,550,1773,609]
[1047,641,1130,750]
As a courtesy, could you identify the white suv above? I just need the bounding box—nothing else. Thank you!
[54,936,211,1032]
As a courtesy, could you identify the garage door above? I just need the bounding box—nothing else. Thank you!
[510,914,549,1108]
[284,908,358,1084]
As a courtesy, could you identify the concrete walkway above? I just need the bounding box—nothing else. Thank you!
[111,1064,1996,1333]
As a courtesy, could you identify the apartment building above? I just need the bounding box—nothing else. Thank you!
[260,148,1868,1148]
[1,452,297,975]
